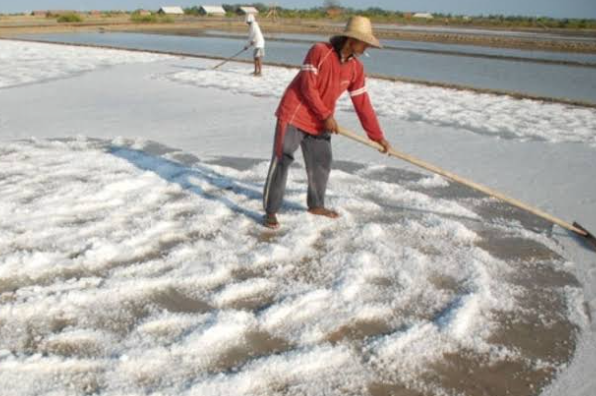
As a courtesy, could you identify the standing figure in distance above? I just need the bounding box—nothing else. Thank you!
[244,13,265,76]
[262,16,392,229]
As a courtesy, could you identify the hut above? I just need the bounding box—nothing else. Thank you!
[413,12,434,19]
[158,6,185,15]
[198,5,226,16]
[238,6,259,16]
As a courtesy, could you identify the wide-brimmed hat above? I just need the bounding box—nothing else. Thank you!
[332,16,381,49]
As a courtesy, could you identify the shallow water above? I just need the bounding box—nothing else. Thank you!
[16,32,596,104]
[336,22,596,42]
[206,29,596,64]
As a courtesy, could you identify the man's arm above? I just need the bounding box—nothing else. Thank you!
[348,63,391,153]
[245,25,255,49]
[298,44,333,123]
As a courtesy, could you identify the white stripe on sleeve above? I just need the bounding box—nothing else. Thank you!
[301,64,318,75]
[349,86,367,97]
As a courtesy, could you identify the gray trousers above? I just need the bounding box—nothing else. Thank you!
[263,121,332,214]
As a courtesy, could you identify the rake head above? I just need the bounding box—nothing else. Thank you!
[573,222,596,251]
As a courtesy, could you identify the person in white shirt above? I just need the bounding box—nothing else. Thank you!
[244,14,265,76]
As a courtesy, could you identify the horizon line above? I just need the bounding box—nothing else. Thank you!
[1,7,595,20]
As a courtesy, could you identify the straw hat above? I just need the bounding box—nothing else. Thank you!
[332,16,381,49]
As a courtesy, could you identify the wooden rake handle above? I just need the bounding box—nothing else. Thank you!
[337,126,589,237]
[212,47,248,70]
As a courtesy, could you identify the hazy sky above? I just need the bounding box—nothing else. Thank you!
[1,0,595,19]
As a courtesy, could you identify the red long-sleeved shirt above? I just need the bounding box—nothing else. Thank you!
[275,42,384,141]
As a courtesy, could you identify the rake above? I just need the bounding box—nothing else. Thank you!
[338,125,596,251]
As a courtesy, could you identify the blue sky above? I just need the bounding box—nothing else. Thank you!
[1,0,595,19]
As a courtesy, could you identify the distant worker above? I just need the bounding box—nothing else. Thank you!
[244,13,265,76]
[262,16,392,229]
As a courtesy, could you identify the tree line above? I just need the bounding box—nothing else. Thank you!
[183,3,595,30]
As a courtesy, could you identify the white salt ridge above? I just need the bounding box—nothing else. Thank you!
[137,312,210,343]
[213,278,276,308]
[164,66,596,146]
[331,168,480,220]
[184,344,370,396]
[368,322,457,382]
[414,174,450,188]
[0,40,171,89]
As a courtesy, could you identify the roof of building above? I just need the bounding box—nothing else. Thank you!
[413,12,434,19]
[239,6,259,14]
[159,6,185,14]
[199,5,226,14]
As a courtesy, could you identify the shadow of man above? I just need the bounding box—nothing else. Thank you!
[109,146,264,224]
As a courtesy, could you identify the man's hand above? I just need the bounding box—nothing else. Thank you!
[324,116,339,134]
[377,138,392,154]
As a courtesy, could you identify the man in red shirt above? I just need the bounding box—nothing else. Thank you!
[262,16,392,229]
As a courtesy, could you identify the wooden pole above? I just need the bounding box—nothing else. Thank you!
[337,126,589,237]
[212,48,247,70]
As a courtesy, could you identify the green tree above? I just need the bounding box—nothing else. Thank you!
[56,13,83,23]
